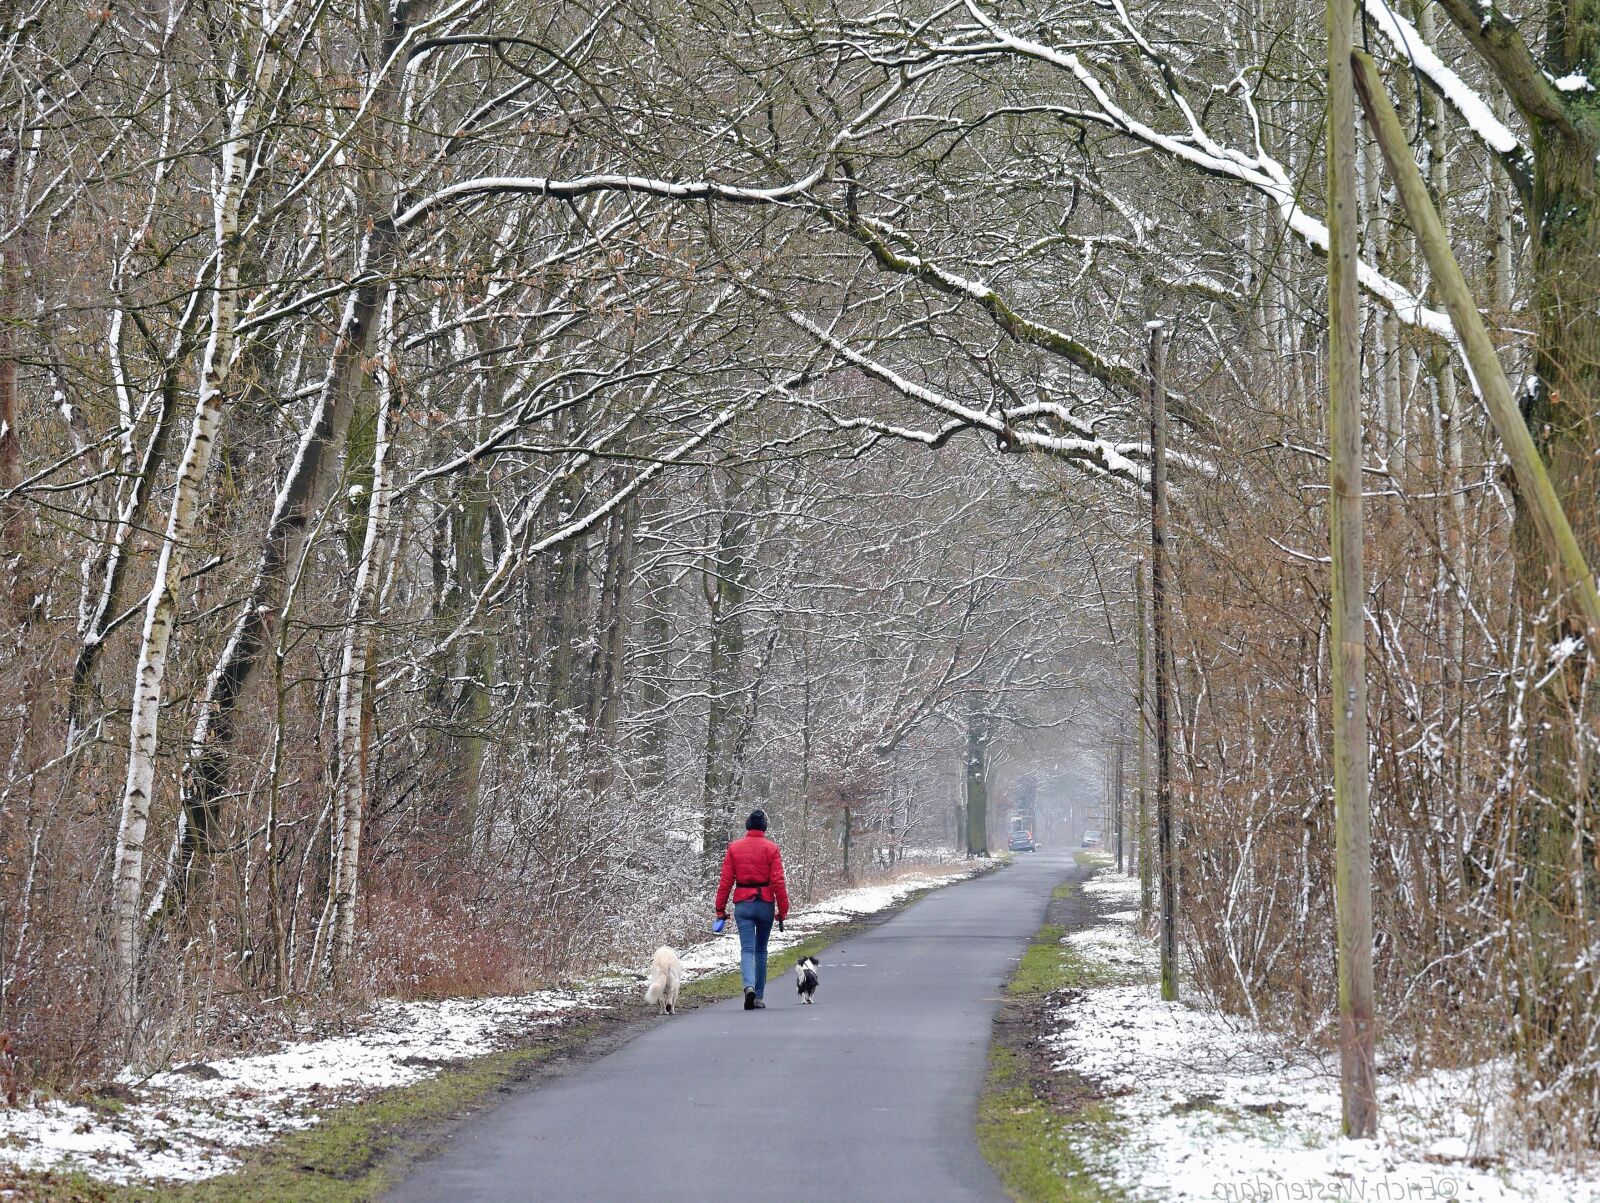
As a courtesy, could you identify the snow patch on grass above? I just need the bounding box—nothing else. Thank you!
[0,989,592,1183]
[1049,868,1598,1202]
[1082,872,1140,904]
[1064,922,1157,976]
[0,858,986,1185]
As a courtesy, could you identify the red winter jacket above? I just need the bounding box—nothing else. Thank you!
[715,831,789,920]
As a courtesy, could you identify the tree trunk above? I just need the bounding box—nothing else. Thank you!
[1136,555,1152,927]
[176,2,411,895]
[451,480,494,846]
[588,488,638,761]
[67,310,199,742]
[1356,36,1600,1088]
[1149,321,1180,1005]
[700,482,753,859]
[964,713,990,858]
[111,72,260,1031]
[637,495,671,795]
[1511,14,1600,1068]
[798,628,814,891]
[544,472,587,754]
[0,129,20,549]
[330,286,396,980]
[1139,556,1152,927]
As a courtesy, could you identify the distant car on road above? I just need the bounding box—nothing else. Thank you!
[1082,830,1101,847]
[1008,829,1036,852]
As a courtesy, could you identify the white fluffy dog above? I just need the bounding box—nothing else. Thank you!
[643,946,683,1015]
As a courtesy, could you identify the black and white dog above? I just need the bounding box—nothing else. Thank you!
[794,955,820,1004]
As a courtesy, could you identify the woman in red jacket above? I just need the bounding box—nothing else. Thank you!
[714,809,790,1009]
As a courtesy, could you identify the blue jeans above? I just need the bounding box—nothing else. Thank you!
[734,899,775,997]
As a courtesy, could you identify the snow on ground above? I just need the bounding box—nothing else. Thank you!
[1051,868,1600,1203]
[1064,920,1156,973]
[0,990,596,1183]
[0,858,983,1185]
[1082,871,1138,904]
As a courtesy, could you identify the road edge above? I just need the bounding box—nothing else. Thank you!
[977,856,1129,1203]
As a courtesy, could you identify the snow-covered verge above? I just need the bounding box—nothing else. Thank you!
[1051,870,1600,1203]
[0,859,987,1186]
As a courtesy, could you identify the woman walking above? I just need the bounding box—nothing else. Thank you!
[714,810,790,1009]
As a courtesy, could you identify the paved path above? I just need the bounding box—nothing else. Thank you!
[387,849,1083,1203]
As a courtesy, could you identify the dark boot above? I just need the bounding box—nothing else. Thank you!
[744,989,756,1010]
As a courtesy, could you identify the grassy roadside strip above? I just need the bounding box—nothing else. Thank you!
[977,875,1127,1203]
[9,862,1003,1202]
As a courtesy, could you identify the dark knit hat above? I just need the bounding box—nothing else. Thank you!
[745,809,768,831]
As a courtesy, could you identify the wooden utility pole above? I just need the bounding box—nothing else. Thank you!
[1326,0,1378,1139]
[1148,319,1178,1003]
[1136,556,1151,927]
[1114,734,1125,874]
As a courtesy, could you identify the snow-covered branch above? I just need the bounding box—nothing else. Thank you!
[958,1,1453,341]
[1360,0,1530,198]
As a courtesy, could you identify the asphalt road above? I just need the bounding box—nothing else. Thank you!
[386,848,1083,1203]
